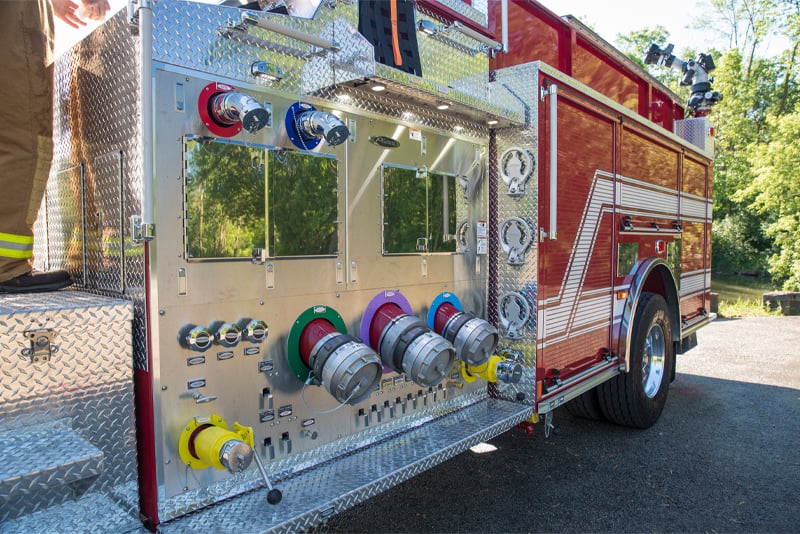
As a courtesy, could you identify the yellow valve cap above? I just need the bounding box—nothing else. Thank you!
[461,355,522,384]
[178,414,255,472]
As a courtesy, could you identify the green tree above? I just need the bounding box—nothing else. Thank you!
[185,140,266,258]
[616,1,800,282]
[741,107,800,288]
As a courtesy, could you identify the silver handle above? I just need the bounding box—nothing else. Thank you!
[252,448,283,504]
[548,84,558,241]
[191,391,217,404]
[451,21,503,52]
[241,12,340,52]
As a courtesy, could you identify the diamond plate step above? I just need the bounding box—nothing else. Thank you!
[0,491,145,534]
[0,419,103,503]
[159,397,533,534]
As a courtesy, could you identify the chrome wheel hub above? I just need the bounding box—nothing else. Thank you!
[642,323,666,398]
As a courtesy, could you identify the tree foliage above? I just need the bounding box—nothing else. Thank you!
[184,140,338,259]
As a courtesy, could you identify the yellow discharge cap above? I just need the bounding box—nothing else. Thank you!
[179,414,255,473]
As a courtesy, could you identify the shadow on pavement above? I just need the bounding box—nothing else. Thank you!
[324,373,800,533]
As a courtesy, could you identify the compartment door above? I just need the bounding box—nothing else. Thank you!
[537,76,617,384]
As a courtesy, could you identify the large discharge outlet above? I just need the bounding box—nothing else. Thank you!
[197,82,270,137]
[361,291,455,387]
[427,292,499,366]
[288,306,382,404]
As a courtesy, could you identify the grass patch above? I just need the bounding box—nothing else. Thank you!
[717,297,780,318]
[711,274,780,318]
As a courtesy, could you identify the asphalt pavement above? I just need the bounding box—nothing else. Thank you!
[324,316,800,533]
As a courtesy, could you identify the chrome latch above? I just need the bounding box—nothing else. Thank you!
[22,328,57,363]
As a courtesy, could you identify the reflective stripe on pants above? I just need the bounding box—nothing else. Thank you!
[0,232,35,259]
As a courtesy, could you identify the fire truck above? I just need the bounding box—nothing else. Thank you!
[0,0,715,531]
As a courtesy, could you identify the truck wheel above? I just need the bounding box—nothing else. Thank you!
[599,292,673,428]
[564,388,605,420]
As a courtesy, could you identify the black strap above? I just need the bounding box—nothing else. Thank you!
[358,0,422,76]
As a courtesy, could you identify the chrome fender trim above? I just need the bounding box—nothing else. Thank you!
[616,258,680,373]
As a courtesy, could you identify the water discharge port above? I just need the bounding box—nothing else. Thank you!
[197,82,270,137]
[361,291,455,387]
[178,414,254,473]
[288,306,382,404]
[428,292,499,366]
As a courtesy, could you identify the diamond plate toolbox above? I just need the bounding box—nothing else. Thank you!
[0,291,140,531]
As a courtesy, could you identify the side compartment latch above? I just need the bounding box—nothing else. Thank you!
[21,328,57,363]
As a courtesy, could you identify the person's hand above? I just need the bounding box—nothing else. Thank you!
[52,0,86,29]
[79,0,111,21]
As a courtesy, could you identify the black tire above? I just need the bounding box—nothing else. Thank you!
[599,292,673,428]
[564,388,605,420]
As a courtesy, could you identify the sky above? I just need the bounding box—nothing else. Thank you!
[537,0,789,57]
[537,0,716,53]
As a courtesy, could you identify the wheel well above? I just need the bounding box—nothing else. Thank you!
[617,259,681,376]
[640,264,680,343]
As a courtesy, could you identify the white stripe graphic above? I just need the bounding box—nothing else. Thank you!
[540,170,711,348]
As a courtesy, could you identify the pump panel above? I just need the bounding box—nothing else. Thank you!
[151,68,493,517]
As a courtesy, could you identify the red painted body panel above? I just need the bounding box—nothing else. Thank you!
[532,66,712,388]
[681,156,711,320]
[137,243,159,526]
[537,75,615,381]
[572,37,639,113]
[488,0,685,130]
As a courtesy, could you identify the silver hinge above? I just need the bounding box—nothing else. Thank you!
[131,215,155,245]
[21,328,57,363]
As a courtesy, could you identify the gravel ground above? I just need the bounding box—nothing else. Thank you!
[324,316,800,533]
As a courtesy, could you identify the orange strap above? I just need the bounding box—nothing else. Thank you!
[390,0,403,67]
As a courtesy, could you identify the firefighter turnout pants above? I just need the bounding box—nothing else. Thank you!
[0,0,55,282]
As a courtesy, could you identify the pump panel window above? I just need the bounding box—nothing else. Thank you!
[183,137,338,259]
[267,150,338,257]
[382,164,457,254]
[184,138,266,260]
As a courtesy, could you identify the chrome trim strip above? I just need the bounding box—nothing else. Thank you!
[538,364,620,414]
[682,313,716,339]
[616,258,680,373]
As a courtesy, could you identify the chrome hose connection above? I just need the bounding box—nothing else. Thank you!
[296,110,350,147]
[211,91,271,134]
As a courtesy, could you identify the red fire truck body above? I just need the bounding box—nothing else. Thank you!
[0,1,714,531]
[488,1,712,410]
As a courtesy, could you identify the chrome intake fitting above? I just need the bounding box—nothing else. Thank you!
[211,90,271,134]
[296,110,350,147]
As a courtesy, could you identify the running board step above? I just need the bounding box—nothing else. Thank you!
[0,419,104,520]
[0,491,145,533]
[159,398,533,533]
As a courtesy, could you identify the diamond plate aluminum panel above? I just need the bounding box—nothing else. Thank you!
[0,420,103,505]
[146,390,488,522]
[43,10,147,372]
[151,2,521,129]
[0,492,144,534]
[674,117,713,155]
[84,150,125,293]
[488,64,543,404]
[158,397,532,534]
[152,1,364,96]
[0,291,137,524]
